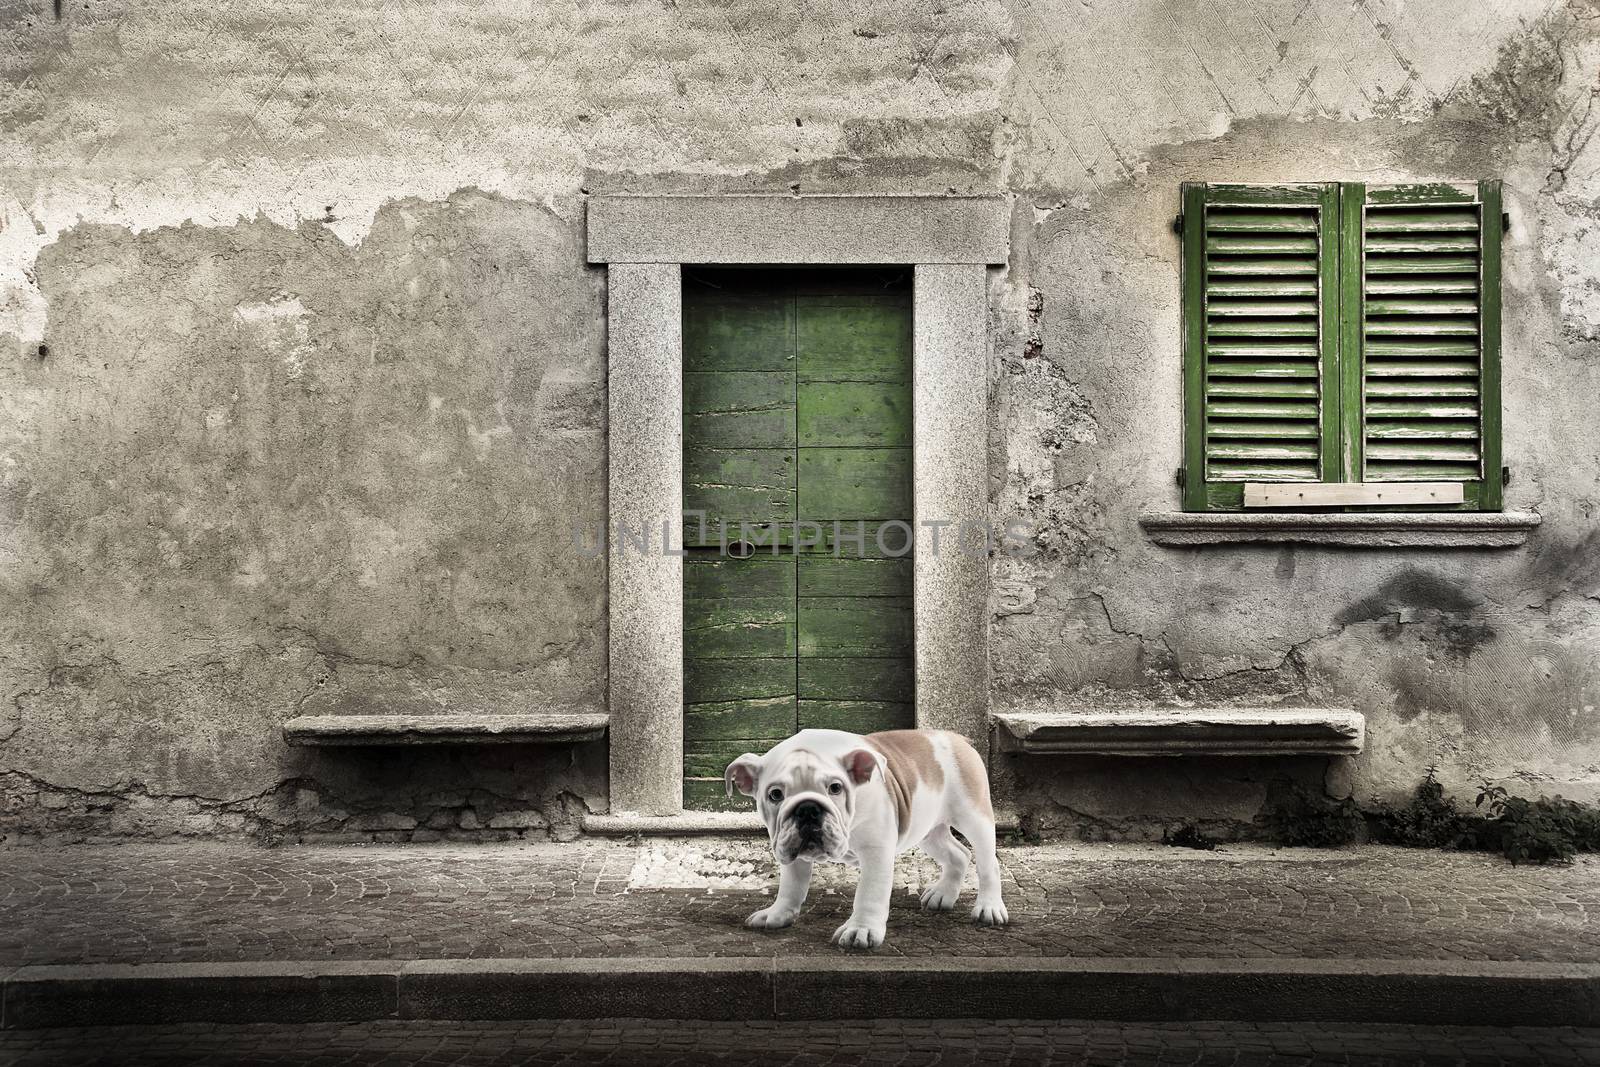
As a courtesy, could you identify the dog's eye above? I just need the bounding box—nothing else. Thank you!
[767,787,784,804]
[828,781,844,795]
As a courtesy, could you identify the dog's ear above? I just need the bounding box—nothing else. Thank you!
[724,753,764,798]
[841,748,885,786]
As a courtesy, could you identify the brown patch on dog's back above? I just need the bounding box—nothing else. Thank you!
[946,731,994,817]
[866,730,945,833]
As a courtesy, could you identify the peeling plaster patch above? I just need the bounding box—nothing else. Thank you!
[993,356,1103,564]
[235,294,314,383]
[0,165,581,352]
[0,195,50,347]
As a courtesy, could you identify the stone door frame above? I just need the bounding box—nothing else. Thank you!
[587,195,1007,817]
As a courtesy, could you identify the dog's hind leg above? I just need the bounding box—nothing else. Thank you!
[916,824,969,912]
[951,809,1008,926]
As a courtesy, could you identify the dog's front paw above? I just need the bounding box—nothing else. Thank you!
[831,919,885,950]
[971,898,1009,926]
[745,905,798,930]
[919,883,961,912]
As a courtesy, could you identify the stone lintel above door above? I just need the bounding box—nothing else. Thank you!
[586,195,1009,266]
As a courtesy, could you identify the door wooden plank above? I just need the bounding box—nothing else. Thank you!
[798,699,915,733]
[797,303,912,382]
[688,523,913,556]
[798,657,914,702]
[684,600,796,659]
[685,695,798,740]
[797,448,912,520]
[684,295,796,373]
[797,381,911,447]
[685,372,796,449]
[802,521,915,558]
[685,657,795,704]
[798,598,913,658]
[683,738,782,779]
[798,557,912,597]
[683,778,751,812]
[793,273,912,304]
[684,557,797,600]
[683,448,796,524]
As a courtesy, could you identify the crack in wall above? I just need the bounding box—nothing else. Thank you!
[1543,0,1600,194]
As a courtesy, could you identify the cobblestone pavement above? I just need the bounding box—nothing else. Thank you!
[4,1019,1599,1066]
[3,840,1597,966]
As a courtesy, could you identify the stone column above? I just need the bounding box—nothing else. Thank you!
[912,263,990,745]
[606,263,683,815]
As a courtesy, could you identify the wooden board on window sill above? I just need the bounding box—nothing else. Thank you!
[1243,482,1465,508]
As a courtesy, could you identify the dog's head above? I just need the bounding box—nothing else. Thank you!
[725,745,885,864]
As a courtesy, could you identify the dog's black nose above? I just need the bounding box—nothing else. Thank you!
[791,799,824,823]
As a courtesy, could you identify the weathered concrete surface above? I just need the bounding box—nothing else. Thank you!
[0,189,609,841]
[2,0,1598,838]
[986,2,1600,830]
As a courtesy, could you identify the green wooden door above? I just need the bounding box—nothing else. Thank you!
[682,269,914,810]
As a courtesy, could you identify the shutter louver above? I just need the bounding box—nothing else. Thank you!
[1199,191,1331,484]
[1360,186,1492,483]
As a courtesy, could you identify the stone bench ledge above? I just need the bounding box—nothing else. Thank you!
[993,709,1364,756]
[283,713,609,747]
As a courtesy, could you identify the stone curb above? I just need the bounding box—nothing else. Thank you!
[6,957,1598,1030]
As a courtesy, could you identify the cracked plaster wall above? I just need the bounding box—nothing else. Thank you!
[1,0,1597,840]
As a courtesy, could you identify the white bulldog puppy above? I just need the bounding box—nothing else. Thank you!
[724,727,1009,950]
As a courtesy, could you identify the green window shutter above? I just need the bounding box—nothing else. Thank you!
[1182,180,1504,512]
[1182,183,1341,511]
[1356,181,1503,509]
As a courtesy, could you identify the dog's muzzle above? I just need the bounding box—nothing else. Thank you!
[774,795,844,863]
[790,799,825,840]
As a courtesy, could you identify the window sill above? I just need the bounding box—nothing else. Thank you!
[1139,511,1541,548]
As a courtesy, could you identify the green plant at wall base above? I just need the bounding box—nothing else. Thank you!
[1468,784,1600,865]
[1367,768,1471,849]
[1263,783,1364,848]
[1365,773,1600,865]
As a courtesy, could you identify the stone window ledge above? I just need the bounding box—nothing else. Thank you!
[283,713,608,747]
[993,709,1364,757]
[1139,511,1541,548]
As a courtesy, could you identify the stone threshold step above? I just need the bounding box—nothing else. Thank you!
[581,811,1023,835]
[7,957,1596,1030]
